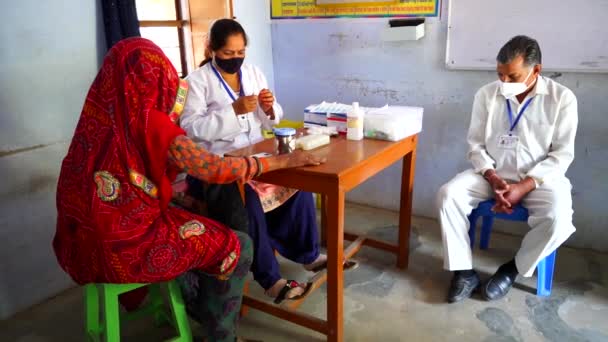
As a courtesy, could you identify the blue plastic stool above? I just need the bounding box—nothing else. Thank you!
[468,199,556,297]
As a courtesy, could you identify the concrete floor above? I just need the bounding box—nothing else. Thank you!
[2,203,607,342]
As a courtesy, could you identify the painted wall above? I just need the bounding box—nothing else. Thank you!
[233,0,276,90]
[271,4,608,251]
[0,0,105,319]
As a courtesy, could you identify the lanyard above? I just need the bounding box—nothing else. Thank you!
[211,64,244,101]
[506,97,534,133]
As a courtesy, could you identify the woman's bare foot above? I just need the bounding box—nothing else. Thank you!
[264,278,307,300]
[303,254,327,271]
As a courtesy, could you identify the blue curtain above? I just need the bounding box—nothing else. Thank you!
[101,0,141,49]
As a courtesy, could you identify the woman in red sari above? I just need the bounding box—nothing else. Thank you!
[53,37,322,341]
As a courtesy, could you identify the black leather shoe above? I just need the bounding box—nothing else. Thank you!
[447,271,480,303]
[483,264,518,301]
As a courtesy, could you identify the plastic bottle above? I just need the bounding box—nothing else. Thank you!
[347,102,364,140]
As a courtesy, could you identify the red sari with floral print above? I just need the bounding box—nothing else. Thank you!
[53,38,240,284]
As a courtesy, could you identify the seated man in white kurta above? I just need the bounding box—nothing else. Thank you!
[437,35,578,303]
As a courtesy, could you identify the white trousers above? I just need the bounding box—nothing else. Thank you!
[436,169,576,277]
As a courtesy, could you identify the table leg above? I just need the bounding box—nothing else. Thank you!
[320,194,327,247]
[398,147,417,269]
[240,281,250,317]
[326,189,345,342]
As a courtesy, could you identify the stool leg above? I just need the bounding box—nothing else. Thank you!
[148,283,167,326]
[468,214,478,249]
[536,250,556,297]
[479,216,494,250]
[102,285,121,342]
[165,280,193,342]
[85,284,101,341]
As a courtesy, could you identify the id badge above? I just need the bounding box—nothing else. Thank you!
[498,134,519,149]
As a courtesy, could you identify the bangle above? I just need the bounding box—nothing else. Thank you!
[252,156,263,177]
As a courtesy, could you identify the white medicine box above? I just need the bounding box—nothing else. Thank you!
[381,18,425,41]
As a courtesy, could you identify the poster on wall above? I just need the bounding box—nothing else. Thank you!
[316,0,398,4]
[271,0,439,19]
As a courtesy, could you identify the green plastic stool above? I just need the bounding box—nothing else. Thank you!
[85,281,192,342]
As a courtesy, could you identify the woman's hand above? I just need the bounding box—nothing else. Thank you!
[258,89,275,119]
[232,95,258,115]
[263,151,326,173]
[284,150,325,168]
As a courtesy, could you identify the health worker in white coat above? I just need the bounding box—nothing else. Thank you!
[437,35,578,303]
[180,19,356,305]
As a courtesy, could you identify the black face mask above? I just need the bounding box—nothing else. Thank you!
[214,56,244,74]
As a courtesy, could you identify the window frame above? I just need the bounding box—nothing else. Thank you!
[138,0,189,76]
[138,0,234,76]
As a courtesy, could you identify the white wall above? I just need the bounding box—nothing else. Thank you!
[233,0,276,90]
[0,0,105,319]
[270,3,608,251]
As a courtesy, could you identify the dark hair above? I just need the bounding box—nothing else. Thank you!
[496,35,542,67]
[199,19,248,67]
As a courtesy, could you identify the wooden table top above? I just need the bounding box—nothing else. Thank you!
[228,134,417,186]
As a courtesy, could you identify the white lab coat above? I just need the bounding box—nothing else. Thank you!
[180,62,283,155]
[437,76,578,277]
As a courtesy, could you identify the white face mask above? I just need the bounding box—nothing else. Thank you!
[500,68,535,98]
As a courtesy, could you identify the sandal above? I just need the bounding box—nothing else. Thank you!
[309,259,359,273]
[273,280,312,305]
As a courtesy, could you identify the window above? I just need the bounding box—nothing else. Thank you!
[136,0,233,77]
[136,0,189,76]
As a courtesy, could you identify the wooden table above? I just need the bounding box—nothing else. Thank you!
[229,133,418,342]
